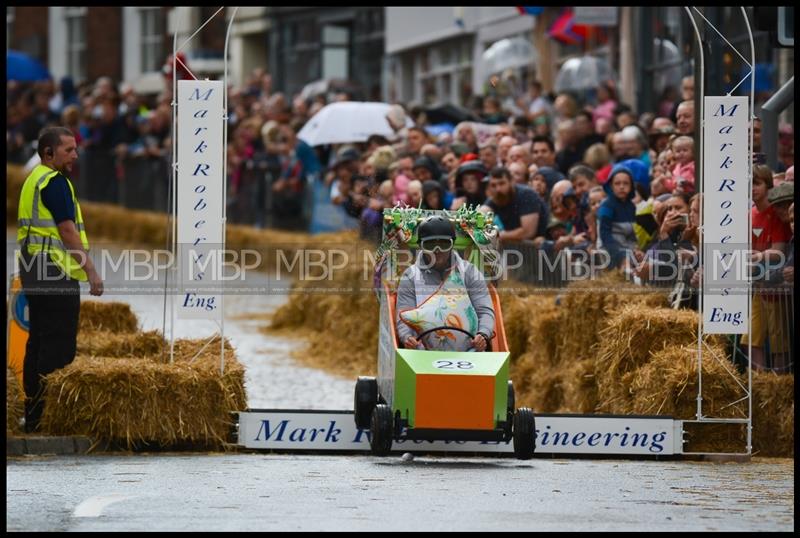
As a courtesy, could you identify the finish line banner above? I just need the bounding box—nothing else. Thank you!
[238,410,680,456]
[177,80,224,320]
[702,95,750,334]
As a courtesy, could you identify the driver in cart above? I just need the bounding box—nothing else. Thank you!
[396,215,496,352]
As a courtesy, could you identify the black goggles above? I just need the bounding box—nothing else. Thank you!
[419,236,454,253]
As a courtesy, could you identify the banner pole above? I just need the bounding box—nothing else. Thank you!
[741,5,754,457]
[684,7,704,421]
[220,7,240,375]
[169,7,185,365]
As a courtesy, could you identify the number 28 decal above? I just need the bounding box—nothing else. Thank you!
[433,359,474,370]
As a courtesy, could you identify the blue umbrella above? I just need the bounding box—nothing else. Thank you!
[7,50,51,81]
[424,123,455,137]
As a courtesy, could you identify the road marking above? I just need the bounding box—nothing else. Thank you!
[73,494,137,518]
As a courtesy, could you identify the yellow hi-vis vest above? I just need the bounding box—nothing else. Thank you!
[17,164,89,281]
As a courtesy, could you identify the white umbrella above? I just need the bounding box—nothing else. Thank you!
[297,101,413,146]
[652,38,682,95]
[481,37,538,76]
[554,56,616,93]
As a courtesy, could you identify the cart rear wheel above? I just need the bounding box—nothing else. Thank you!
[370,404,393,456]
[513,407,536,460]
[354,377,377,430]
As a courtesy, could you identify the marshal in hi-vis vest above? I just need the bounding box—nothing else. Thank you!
[17,164,89,281]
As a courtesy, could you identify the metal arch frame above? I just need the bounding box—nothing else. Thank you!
[681,7,755,457]
[165,7,239,374]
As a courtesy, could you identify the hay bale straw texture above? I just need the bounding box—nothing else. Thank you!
[593,305,721,413]
[76,330,166,359]
[558,275,668,362]
[751,371,794,457]
[79,301,139,333]
[628,344,746,419]
[40,337,245,450]
[512,351,565,413]
[269,265,379,378]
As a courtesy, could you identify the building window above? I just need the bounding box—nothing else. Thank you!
[415,37,473,106]
[140,7,164,73]
[322,24,350,80]
[65,7,87,83]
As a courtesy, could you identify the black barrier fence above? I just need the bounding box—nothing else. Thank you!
[733,285,795,375]
[119,156,170,212]
[79,154,313,231]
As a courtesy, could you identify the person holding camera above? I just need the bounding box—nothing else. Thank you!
[633,193,695,291]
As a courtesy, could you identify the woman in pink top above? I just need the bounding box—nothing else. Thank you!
[592,82,618,125]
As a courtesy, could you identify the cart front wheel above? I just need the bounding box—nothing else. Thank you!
[370,404,393,456]
[354,377,377,430]
[513,407,536,460]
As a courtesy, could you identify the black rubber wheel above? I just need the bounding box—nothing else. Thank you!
[513,407,536,460]
[370,404,393,456]
[354,377,378,430]
[504,381,515,441]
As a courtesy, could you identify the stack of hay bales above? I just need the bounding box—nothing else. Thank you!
[79,300,139,332]
[513,274,669,414]
[751,371,794,457]
[593,305,715,414]
[38,302,246,450]
[509,292,564,413]
[629,344,743,418]
[269,264,380,379]
[628,344,747,454]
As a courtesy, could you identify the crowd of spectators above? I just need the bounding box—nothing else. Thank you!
[6,68,794,373]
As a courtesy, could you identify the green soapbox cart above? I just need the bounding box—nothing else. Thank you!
[355,207,536,459]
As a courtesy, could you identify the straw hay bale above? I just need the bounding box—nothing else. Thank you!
[77,330,165,358]
[40,337,246,449]
[560,359,599,414]
[752,371,794,457]
[627,344,746,419]
[558,276,668,362]
[512,351,564,413]
[527,304,563,367]
[266,258,380,379]
[171,335,236,364]
[79,301,139,333]
[683,422,747,454]
[7,367,25,434]
[593,305,721,411]
[500,290,558,360]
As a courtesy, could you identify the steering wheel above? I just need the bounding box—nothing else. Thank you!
[415,325,491,352]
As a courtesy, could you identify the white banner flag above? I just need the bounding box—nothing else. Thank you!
[702,96,750,334]
[177,80,224,320]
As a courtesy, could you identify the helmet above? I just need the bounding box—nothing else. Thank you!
[417,215,455,241]
[455,160,487,183]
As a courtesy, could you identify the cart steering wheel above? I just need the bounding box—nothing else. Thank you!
[416,325,491,352]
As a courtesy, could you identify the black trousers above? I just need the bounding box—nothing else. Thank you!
[19,251,81,433]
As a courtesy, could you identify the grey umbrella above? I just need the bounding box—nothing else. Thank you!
[481,37,538,77]
[554,56,616,93]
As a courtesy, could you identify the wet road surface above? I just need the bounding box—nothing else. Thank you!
[6,454,794,531]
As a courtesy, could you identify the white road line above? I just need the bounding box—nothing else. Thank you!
[72,494,137,518]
